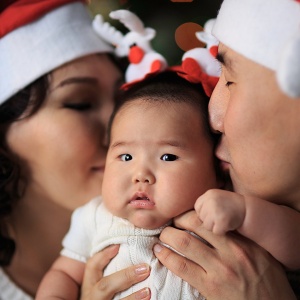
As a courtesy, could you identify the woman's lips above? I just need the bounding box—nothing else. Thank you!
[91,165,105,172]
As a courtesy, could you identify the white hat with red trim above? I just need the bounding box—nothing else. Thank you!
[213,0,300,98]
[0,0,113,105]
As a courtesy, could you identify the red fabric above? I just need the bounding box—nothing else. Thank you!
[209,45,218,58]
[0,0,86,38]
[120,70,160,91]
[122,60,219,97]
[128,46,144,64]
[150,60,163,73]
[178,58,219,97]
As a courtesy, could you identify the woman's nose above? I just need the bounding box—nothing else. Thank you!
[132,170,156,185]
[208,74,228,134]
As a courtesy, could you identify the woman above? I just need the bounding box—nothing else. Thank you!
[0,1,150,299]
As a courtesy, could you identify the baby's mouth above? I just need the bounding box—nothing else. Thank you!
[131,192,150,201]
[129,192,155,208]
[135,196,150,200]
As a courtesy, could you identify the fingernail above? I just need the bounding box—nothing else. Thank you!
[153,243,162,253]
[107,244,119,254]
[135,287,150,299]
[135,264,149,275]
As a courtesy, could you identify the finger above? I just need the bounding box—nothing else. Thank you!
[121,287,151,300]
[90,264,150,300]
[174,210,229,248]
[194,194,204,214]
[153,242,206,292]
[158,226,218,271]
[82,245,120,291]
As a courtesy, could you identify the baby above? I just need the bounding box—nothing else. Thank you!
[36,70,220,299]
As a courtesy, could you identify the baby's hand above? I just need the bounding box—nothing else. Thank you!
[194,189,246,235]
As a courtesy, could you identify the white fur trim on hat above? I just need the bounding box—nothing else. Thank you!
[0,2,113,104]
[213,0,300,98]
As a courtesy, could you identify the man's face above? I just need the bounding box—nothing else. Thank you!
[209,43,300,210]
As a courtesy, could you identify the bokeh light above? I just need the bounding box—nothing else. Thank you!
[175,22,204,51]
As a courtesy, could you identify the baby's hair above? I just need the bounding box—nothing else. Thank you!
[109,70,215,145]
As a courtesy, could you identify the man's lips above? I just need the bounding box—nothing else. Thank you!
[219,160,230,172]
[129,192,155,209]
[215,144,230,172]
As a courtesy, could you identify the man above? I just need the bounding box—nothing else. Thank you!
[154,0,300,298]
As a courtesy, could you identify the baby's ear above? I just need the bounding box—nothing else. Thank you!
[144,28,156,41]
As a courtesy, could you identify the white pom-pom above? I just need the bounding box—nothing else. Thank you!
[277,33,300,99]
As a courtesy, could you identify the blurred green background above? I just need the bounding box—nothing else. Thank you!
[89,0,222,65]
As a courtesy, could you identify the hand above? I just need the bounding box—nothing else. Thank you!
[195,189,246,235]
[81,245,151,300]
[154,211,296,300]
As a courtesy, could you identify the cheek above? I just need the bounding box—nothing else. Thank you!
[102,165,124,211]
[162,166,217,215]
[6,119,46,164]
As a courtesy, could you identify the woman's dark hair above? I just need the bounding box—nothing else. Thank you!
[0,75,49,266]
[108,70,216,144]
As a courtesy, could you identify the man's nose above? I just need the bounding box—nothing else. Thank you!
[208,74,229,134]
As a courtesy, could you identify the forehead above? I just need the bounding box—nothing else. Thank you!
[115,98,201,122]
[111,98,207,140]
[49,54,121,90]
[218,43,268,74]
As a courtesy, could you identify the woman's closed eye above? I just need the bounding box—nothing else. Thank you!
[63,102,93,111]
[160,154,178,161]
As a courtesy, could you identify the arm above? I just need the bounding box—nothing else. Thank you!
[195,189,300,269]
[154,210,296,300]
[238,195,300,270]
[36,256,85,300]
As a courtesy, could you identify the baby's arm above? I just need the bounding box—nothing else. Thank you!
[195,189,300,270]
[195,189,246,235]
[36,256,85,300]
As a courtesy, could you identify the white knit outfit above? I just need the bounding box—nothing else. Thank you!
[61,197,203,300]
[0,268,33,300]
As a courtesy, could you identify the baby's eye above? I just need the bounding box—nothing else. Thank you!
[120,154,132,161]
[160,154,178,161]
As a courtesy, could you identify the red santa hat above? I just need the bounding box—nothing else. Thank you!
[0,0,113,104]
[213,0,300,98]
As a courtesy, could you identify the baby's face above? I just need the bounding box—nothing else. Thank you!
[102,99,217,229]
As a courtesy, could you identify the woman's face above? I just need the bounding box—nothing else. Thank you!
[6,54,122,210]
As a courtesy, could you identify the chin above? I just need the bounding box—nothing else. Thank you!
[131,216,165,230]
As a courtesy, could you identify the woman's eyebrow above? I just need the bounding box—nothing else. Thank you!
[51,77,99,92]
